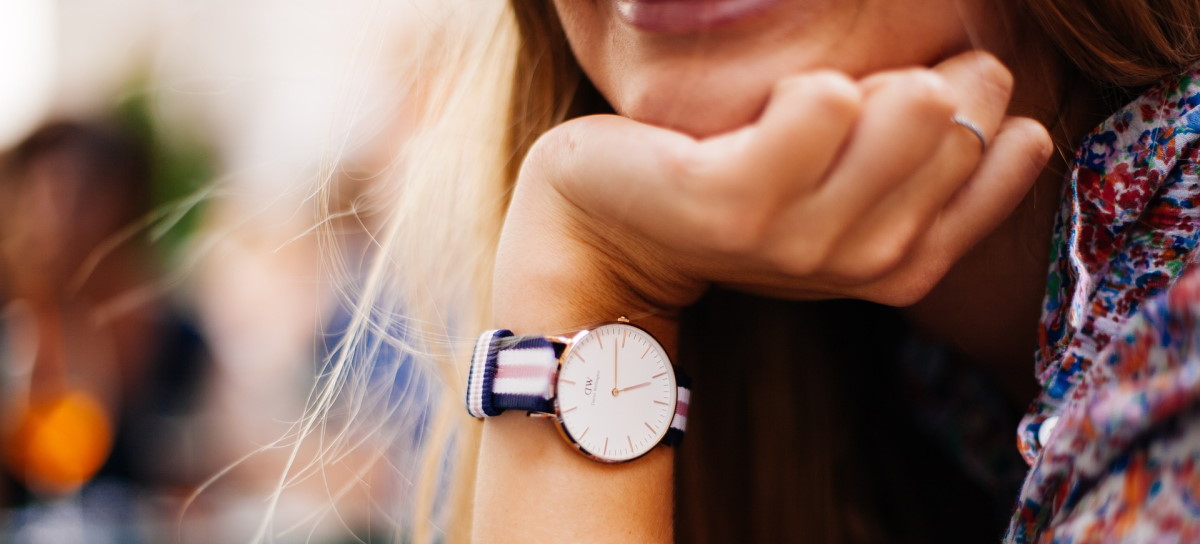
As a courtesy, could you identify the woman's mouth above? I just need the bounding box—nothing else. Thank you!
[612,0,785,33]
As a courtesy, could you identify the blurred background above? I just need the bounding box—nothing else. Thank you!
[0,0,428,541]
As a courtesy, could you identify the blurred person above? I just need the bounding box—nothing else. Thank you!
[0,2,440,541]
[274,1,1200,543]
[0,121,211,542]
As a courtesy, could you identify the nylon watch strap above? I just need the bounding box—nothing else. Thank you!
[465,328,690,446]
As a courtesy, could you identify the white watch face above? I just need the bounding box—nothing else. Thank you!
[555,322,677,462]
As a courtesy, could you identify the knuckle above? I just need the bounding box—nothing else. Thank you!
[969,51,1015,99]
[852,239,908,282]
[899,71,956,114]
[776,71,863,117]
[810,72,864,117]
[836,217,925,284]
[772,73,808,95]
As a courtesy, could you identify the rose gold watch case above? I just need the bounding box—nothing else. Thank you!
[541,318,677,464]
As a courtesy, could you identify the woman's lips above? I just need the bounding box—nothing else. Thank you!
[613,0,785,33]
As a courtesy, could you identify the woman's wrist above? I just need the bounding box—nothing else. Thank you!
[492,161,689,342]
[477,265,679,542]
[473,164,681,542]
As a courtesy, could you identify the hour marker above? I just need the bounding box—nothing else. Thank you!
[653,400,669,406]
[644,421,655,433]
[652,371,666,379]
[561,379,576,385]
[627,435,634,451]
[597,334,604,349]
[641,345,652,358]
[622,330,628,347]
[579,427,590,439]
[562,406,577,414]
[603,437,609,456]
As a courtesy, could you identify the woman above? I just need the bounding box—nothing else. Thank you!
[310,1,1200,542]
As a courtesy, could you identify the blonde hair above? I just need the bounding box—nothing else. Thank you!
[259,3,545,542]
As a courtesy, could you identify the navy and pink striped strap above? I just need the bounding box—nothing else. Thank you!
[466,328,690,445]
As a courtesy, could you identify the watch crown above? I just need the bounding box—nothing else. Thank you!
[617,316,630,323]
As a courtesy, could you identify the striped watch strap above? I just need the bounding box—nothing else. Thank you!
[466,329,559,417]
[465,328,690,444]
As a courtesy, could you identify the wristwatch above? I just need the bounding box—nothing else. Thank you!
[466,317,690,463]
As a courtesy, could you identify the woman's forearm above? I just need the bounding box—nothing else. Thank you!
[472,196,681,541]
[473,292,679,540]
[473,410,675,542]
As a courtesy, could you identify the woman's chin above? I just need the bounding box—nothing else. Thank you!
[606,77,772,138]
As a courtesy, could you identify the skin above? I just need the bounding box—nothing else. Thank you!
[475,0,1100,540]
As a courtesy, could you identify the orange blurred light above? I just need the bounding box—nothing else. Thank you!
[5,390,113,495]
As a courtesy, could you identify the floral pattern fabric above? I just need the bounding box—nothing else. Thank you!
[1007,67,1200,542]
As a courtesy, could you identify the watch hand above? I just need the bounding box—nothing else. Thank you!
[612,340,620,397]
[617,381,651,393]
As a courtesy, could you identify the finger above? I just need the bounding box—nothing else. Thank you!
[548,70,866,260]
[863,51,1014,221]
[851,116,1052,306]
[932,50,1013,154]
[818,68,958,201]
[931,116,1053,259]
[542,114,794,262]
[759,69,956,273]
[707,71,861,193]
[821,52,1016,280]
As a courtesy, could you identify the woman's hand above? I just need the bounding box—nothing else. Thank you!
[480,51,1052,543]
[501,51,1054,319]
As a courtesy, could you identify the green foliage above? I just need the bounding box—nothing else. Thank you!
[115,88,215,264]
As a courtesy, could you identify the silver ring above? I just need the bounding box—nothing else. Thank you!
[952,114,987,152]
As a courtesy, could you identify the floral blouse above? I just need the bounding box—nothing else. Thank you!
[1006,66,1200,542]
